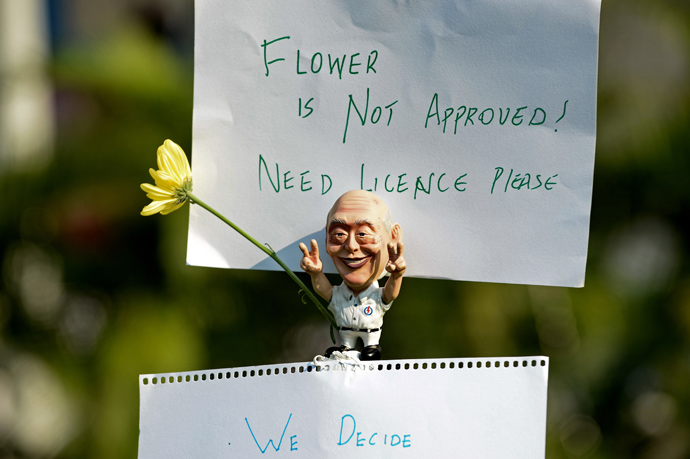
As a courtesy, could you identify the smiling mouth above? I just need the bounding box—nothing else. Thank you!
[340,256,372,270]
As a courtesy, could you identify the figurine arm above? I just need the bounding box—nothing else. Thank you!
[382,241,406,305]
[299,239,333,301]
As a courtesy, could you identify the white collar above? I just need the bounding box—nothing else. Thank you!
[340,280,380,301]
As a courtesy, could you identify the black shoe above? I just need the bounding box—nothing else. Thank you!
[361,345,381,361]
[325,345,350,357]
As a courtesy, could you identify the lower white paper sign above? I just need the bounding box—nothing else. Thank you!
[139,357,549,458]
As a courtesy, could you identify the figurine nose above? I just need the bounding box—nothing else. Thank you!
[345,232,359,253]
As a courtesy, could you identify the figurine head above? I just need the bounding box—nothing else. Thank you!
[325,190,401,295]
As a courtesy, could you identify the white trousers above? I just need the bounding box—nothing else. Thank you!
[339,329,382,348]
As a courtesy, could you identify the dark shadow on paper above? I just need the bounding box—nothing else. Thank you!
[249,228,337,274]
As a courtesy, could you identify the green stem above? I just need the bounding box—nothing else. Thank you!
[186,192,338,337]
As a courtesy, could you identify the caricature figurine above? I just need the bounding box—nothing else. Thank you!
[299,190,406,360]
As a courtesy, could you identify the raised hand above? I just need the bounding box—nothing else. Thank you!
[299,239,323,274]
[385,241,406,277]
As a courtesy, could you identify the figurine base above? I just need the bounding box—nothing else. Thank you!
[342,349,361,360]
[313,350,363,368]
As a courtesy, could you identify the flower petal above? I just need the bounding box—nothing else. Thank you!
[141,198,178,216]
[149,169,178,192]
[164,139,191,177]
[157,145,181,183]
[141,183,174,200]
[160,200,186,215]
[157,140,191,184]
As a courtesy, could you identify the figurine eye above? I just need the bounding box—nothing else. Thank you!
[330,230,347,244]
[356,231,377,244]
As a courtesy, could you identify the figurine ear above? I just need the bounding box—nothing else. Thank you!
[390,223,402,243]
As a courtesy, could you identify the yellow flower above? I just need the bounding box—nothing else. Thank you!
[137,139,337,337]
[140,139,193,216]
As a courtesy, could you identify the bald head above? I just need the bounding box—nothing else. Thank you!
[327,190,392,233]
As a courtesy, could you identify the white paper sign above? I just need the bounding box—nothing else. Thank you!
[139,357,548,458]
[188,0,601,287]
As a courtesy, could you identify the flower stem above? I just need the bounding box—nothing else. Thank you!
[186,192,338,340]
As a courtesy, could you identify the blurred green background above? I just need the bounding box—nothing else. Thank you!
[1,0,689,457]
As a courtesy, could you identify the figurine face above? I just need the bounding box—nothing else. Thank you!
[326,190,397,295]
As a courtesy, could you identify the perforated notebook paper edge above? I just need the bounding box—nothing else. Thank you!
[139,356,549,386]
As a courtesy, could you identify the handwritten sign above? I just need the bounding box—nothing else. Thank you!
[187,0,601,287]
[139,357,549,457]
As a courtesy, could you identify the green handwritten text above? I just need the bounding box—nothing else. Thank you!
[491,167,558,194]
[425,93,565,134]
[262,35,379,79]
